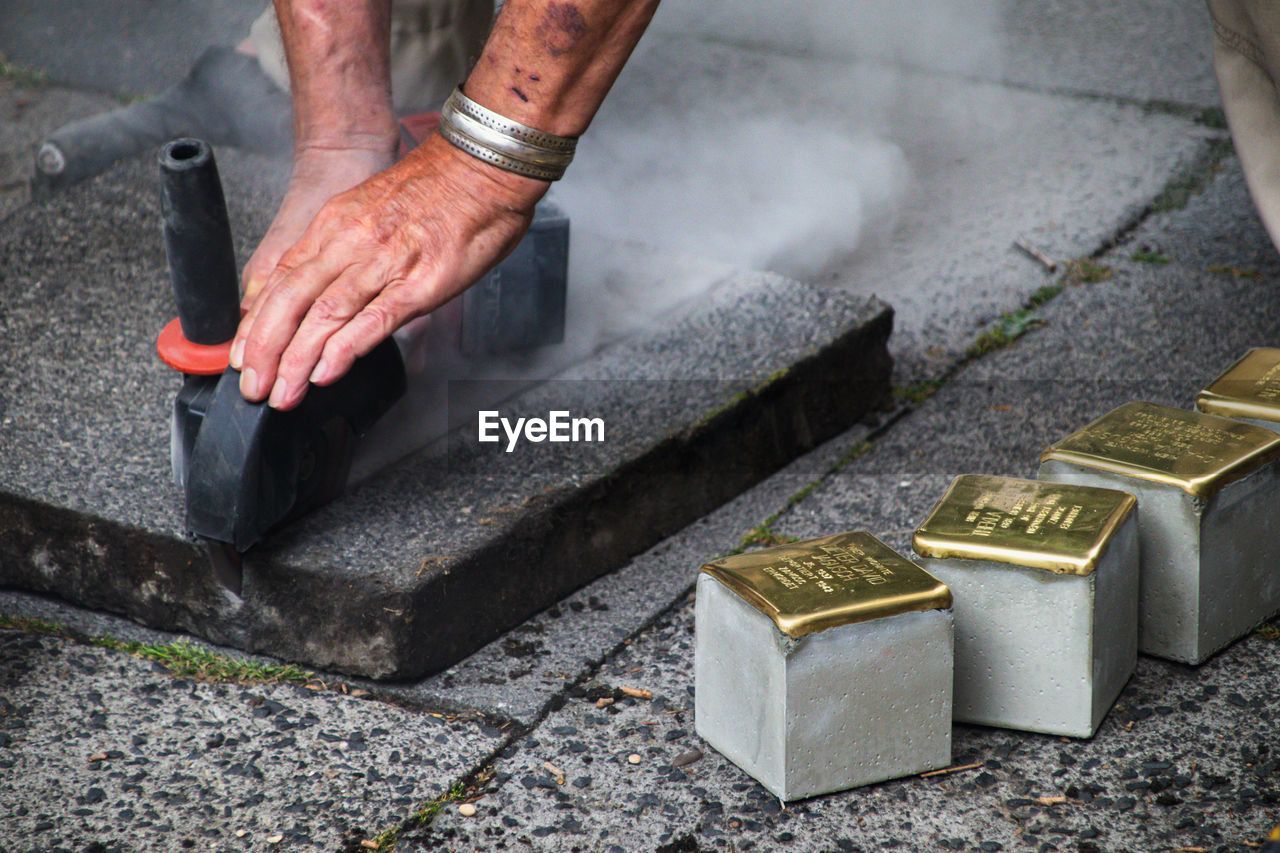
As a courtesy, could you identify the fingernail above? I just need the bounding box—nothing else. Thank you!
[268,377,291,409]
[240,366,261,400]
[229,338,245,369]
[309,358,331,385]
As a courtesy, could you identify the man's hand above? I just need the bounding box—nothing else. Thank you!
[230,133,547,410]
[239,0,660,408]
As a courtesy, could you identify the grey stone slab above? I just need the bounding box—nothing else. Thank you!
[0,417,872,726]
[0,150,893,681]
[564,32,1215,374]
[0,0,262,97]
[424,595,1280,852]
[996,0,1218,107]
[0,630,503,851]
[651,0,1219,108]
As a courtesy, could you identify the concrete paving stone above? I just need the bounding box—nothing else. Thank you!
[995,0,1219,107]
[0,0,262,97]
[0,630,503,852]
[651,0,1219,108]
[423,596,1280,852]
[0,147,892,681]
[0,421,871,726]
[569,32,1214,374]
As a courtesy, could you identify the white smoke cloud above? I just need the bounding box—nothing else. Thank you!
[552,0,1003,285]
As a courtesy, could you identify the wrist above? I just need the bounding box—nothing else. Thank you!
[292,108,400,155]
[293,127,400,160]
[413,133,549,212]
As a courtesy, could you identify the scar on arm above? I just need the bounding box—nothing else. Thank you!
[511,86,529,102]
[536,2,589,57]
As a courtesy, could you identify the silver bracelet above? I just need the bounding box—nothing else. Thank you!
[438,86,577,182]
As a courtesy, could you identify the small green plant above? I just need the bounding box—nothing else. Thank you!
[89,636,314,684]
[1061,259,1114,287]
[729,441,875,556]
[1253,621,1280,642]
[966,309,1046,359]
[0,54,50,88]
[1026,282,1065,309]
[1130,249,1170,265]
[893,381,943,407]
[737,522,797,551]
[372,781,470,851]
[835,440,873,470]
[0,614,65,636]
[1206,264,1261,280]
[2,612,315,686]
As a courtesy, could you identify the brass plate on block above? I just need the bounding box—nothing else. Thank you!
[912,474,1136,575]
[1040,402,1280,500]
[1197,348,1280,423]
[700,532,951,638]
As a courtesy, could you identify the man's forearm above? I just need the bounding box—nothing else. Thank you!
[272,0,398,150]
[461,0,660,138]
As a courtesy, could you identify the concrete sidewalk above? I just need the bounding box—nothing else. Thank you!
[5,2,1280,851]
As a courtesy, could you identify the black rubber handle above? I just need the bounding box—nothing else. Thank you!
[158,138,241,345]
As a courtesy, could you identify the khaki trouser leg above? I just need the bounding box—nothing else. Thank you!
[1209,0,1280,252]
[247,0,494,114]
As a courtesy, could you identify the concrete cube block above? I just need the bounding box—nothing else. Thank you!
[913,475,1138,738]
[695,532,953,801]
[1196,347,1280,431]
[1038,402,1280,664]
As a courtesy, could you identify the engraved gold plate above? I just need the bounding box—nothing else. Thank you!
[1196,348,1280,423]
[1040,402,1280,500]
[699,532,951,638]
[913,475,1136,575]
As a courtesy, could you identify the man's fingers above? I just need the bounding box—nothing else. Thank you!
[231,244,310,371]
[241,237,285,308]
[311,289,413,387]
[236,254,355,401]
[266,266,384,409]
[241,196,330,310]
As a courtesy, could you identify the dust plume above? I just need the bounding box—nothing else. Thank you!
[554,0,1003,284]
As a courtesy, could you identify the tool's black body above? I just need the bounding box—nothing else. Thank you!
[460,201,569,355]
[158,137,406,559]
[157,135,568,575]
[184,345,405,551]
